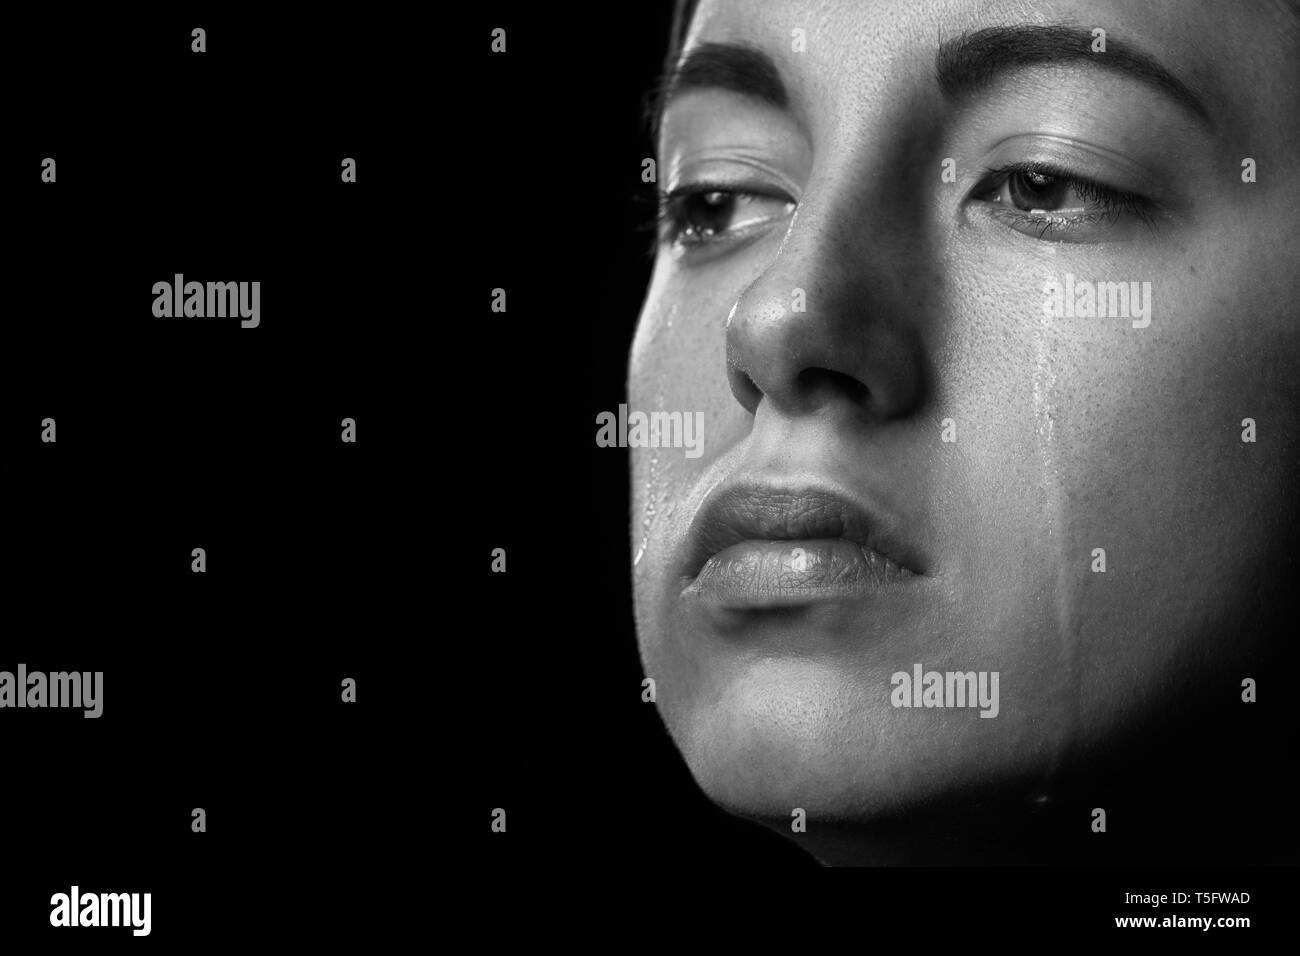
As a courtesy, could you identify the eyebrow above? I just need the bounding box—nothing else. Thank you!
[936,25,1211,125]
[647,42,788,140]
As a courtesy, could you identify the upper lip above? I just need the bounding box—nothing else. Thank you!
[681,482,923,580]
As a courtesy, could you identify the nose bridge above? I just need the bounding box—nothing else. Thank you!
[720,14,943,423]
[730,2,940,316]
[732,198,833,328]
[725,150,928,421]
[734,69,927,324]
[778,13,945,280]
[726,197,846,366]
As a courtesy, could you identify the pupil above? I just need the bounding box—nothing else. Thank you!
[1008,170,1069,211]
[686,191,736,234]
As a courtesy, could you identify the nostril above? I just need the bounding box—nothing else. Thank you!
[796,368,870,406]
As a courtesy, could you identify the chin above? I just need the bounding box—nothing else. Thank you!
[663,661,1057,831]
[669,682,925,825]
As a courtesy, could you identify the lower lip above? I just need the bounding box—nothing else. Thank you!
[684,538,914,607]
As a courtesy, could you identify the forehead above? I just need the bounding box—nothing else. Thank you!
[684,0,1295,46]
[679,0,1292,129]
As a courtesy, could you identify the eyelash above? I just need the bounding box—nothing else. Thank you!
[642,182,795,253]
[637,162,1160,253]
[972,161,1161,239]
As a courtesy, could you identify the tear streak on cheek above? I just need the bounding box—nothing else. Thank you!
[1031,266,1081,775]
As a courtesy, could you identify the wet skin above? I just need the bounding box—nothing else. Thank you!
[629,0,1300,863]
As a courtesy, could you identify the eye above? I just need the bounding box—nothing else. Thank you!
[1001,169,1077,212]
[973,163,1159,242]
[658,185,796,249]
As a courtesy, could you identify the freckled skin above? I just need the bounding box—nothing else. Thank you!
[630,0,1299,863]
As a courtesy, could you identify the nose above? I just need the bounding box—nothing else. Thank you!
[724,199,928,423]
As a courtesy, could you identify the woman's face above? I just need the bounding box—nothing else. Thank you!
[629,0,1299,835]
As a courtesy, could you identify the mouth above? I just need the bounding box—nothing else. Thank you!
[680,482,924,607]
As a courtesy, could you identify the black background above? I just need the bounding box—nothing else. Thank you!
[5,7,420,947]
[3,1,1294,944]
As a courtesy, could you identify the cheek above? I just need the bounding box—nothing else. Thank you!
[627,272,752,722]
[965,277,1297,736]
[627,270,757,566]
[930,253,1297,738]
[1053,301,1297,705]
[630,269,740,420]
[1048,276,1296,569]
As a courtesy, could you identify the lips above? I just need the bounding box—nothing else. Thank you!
[680,483,923,606]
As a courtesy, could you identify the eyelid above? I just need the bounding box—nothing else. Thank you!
[975,133,1173,205]
[974,161,1151,210]
[665,149,805,196]
[661,179,795,203]
[969,164,1164,242]
[657,183,796,253]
